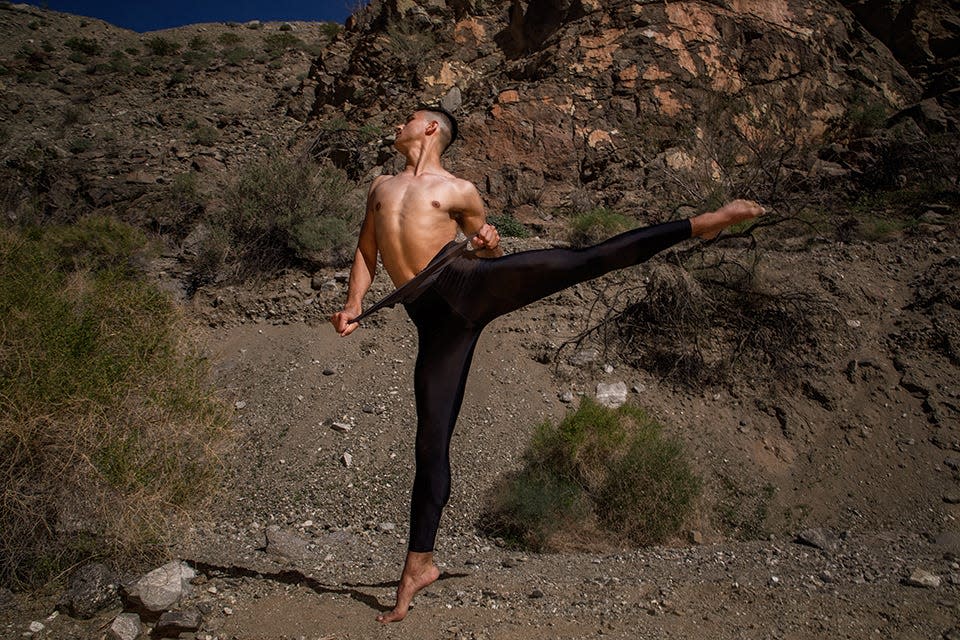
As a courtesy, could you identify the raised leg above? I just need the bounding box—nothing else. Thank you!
[439,200,764,324]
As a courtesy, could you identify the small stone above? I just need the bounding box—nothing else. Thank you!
[331,422,352,432]
[223,606,233,615]
[559,391,574,403]
[191,156,225,173]
[154,609,202,637]
[603,364,614,373]
[56,562,120,619]
[905,568,941,589]
[322,368,335,376]
[107,613,141,640]
[944,493,960,504]
[596,382,628,408]
[234,401,246,409]
[529,589,544,598]
[28,622,44,633]
[333,271,350,283]
[688,530,703,545]
[124,561,195,614]
[567,348,599,367]
[846,318,861,328]
[378,522,396,532]
[795,528,841,552]
[320,280,339,293]
[440,86,462,112]
[341,452,353,467]
[920,210,945,224]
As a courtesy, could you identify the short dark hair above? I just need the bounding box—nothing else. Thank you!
[416,104,459,152]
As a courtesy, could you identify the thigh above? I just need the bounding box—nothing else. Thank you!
[410,297,483,459]
[438,219,692,323]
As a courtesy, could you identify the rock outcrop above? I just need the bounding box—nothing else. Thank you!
[303,0,954,219]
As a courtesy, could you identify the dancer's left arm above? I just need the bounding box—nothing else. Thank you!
[455,180,502,258]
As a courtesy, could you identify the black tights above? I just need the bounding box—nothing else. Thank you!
[401,218,692,552]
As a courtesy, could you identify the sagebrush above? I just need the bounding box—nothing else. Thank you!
[483,398,700,550]
[204,154,360,280]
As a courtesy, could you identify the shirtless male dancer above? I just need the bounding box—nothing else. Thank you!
[330,107,764,623]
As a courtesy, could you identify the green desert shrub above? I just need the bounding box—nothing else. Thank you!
[262,32,303,57]
[217,32,242,46]
[484,398,700,550]
[0,219,229,588]
[189,124,219,146]
[151,172,204,236]
[182,48,213,68]
[222,45,254,66]
[487,213,529,238]
[68,137,92,153]
[209,155,360,278]
[145,36,180,56]
[568,207,634,247]
[320,22,341,39]
[108,50,132,73]
[64,36,102,56]
[188,35,211,50]
[844,93,888,139]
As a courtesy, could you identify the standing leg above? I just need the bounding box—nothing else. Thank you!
[379,290,482,623]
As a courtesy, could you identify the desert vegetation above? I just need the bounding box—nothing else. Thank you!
[193,154,361,285]
[484,398,700,551]
[0,218,229,588]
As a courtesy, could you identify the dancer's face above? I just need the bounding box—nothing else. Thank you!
[394,111,428,151]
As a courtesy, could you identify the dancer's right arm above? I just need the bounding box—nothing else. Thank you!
[331,181,383,337]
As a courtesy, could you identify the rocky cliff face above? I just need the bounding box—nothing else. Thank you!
[305,0,956,223]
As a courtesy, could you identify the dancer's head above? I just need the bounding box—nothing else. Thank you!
[394,106,458,156]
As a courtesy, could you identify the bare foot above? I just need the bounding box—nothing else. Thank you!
[377,552,440,623]
[690,199,766,239]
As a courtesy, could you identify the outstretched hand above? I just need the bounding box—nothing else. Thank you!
[330,308,360,337]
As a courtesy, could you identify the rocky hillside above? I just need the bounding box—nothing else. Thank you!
[0,2,337,233]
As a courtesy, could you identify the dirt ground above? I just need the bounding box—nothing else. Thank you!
[4,229,960,640]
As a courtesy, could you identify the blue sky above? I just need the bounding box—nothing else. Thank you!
[25,1,362,32]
